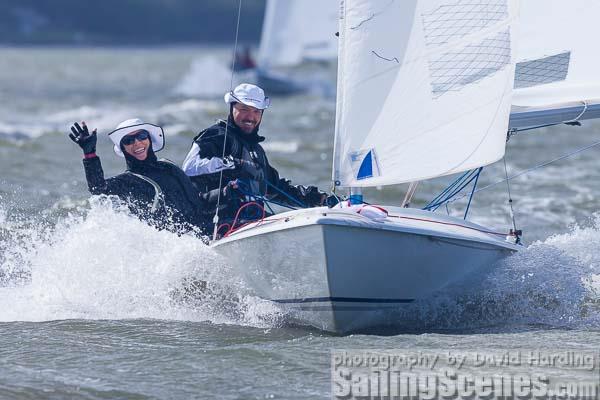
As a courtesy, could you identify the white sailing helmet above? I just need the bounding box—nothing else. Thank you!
[224,83,270,110]
[108,118,165,157]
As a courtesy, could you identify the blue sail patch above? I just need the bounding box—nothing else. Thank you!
[349,148,380,181]
[357,151,374,180]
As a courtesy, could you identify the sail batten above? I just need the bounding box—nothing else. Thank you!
[333,0,518,188]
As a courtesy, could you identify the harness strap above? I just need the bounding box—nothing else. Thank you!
[124,172,164,213]
[158,158,177,166]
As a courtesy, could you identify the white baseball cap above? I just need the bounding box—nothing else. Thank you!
[108,118,165,157]
[224,83,270,110]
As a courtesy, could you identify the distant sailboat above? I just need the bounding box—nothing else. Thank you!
[257,0,338,68]
[177,1,337,98]
[252,0,338,95]
[212,0,523,333]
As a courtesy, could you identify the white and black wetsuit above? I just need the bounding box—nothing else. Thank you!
[83,147,220,236]
[182,118,325,217]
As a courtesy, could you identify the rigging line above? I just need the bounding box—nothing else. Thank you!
[402,181,419,208]
[503,157,518,235]
[565,100,588,124]
[265,181,307,208]
[386,214,512,237]
[425,169,477,208]
[426,175,478,211]
[212,0,243,242]
[424,170,480,211]
[448,137,600,204]
[234,187,298,211]
[231,180,298,211]
[428,173,470,206]
[463,167,482,220]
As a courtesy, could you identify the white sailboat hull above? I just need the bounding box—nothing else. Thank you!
[211,206,520,334]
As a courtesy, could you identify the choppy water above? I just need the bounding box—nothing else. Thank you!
[1,47,600,399]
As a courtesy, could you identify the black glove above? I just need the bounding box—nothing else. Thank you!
[69,122,97,155]
[222,179,241,199]
[220,155,236,170]
[202,181,242,209]
[223,155,243,170]
[231,157,264,182]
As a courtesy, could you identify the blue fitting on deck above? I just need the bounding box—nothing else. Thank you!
[349,193,363,205]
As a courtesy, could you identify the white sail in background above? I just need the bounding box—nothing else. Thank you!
[513,0,600,108]
[332,0,518,187]
[258,0,338,69]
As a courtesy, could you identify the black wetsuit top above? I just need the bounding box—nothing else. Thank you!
[190,118,325,214]
[83,147,218,236]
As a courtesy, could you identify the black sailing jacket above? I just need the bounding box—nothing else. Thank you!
[189,118,325,210]
[82,149,220,236]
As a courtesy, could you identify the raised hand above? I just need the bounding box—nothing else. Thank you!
[69,121,97,155]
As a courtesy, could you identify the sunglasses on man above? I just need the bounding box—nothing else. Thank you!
[121,130,150,146]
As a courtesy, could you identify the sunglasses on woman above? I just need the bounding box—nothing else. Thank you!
[121,130,150,146]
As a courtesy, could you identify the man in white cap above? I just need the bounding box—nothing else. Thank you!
[68,119,228,237]
[182,83,329,220]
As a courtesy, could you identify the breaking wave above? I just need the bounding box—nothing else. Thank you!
[2,193,600,333]
[390,215,600,332]
[0,198,284,327]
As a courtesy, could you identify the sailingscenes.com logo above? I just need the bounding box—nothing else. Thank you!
[331,349,600,399]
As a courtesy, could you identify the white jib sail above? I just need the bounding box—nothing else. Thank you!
[513,0,600,108]
[333,0,519,188]
[258,0,338,69]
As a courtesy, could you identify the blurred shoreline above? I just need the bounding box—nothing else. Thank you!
[0,43,250,49]
[0,0,265,46]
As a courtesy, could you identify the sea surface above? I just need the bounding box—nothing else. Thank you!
[1,46,599,399]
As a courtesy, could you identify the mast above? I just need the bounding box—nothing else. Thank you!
[348,188,362,205]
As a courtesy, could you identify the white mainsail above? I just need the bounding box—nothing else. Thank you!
[333,0,519,187]
[258,0,338,69]
[510,0,600,128]
[513,0,600,107]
